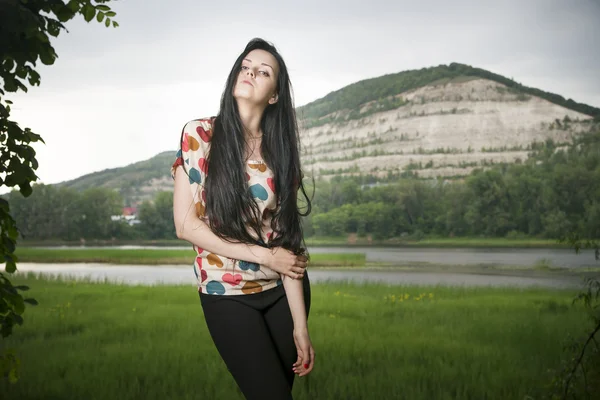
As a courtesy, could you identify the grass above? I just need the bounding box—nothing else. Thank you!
[306,236,569,248]
[21,236,572,248]
[14,248,366,267]
[0,274,592,399]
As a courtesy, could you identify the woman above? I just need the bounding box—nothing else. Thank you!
[171,38,314,399]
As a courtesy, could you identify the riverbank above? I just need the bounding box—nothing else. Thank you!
[14,262,598,289]
[14,247,600,276]
[1,274,590,399]
[14,248,365,267]
[18,236,573,248]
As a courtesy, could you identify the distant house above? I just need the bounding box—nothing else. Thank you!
[123,207,137,216]
[111,207,141,226]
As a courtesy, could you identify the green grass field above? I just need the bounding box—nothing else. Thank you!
[305,236,568,248]
[0,274,591,399]
[20,236,570,248]
[15,248,366,267]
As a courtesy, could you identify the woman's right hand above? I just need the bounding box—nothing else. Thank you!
[260,247,307,280]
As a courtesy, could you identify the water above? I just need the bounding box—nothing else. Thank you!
[15,263,587,289]
[34,245,599,268]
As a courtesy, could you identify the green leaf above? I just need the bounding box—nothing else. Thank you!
[6,261,17,273]
[28,70,41,86]
[5,99,12,105]
[15,66,28,79]
[19,182,32,197]
[3,58,15,72]
[112,21,119,28]
[82,4,96,22]
[67,0,80,12]
[105,18,110,28]
[2,236,16,254]
[39,48,57,66]
[47,18,64,35]
[96,5,111,11]
[4,76,18,92]
[24,129,45,144]
[96,12,105,22]
[15,80,28,92]
[105,11,116,17]
[36,30,50,43]
[56,6,75,23]
[24,298,39,306]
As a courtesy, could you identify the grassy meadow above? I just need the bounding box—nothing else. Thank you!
[20,236,569,249]
[0,274,593,399]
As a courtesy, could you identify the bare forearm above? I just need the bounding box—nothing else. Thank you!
[176,216,268,264]
[282,275,308,331]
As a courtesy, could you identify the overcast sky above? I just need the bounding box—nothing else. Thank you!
[5,0,600,190]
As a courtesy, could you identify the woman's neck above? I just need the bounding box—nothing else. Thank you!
[236,101,264,139]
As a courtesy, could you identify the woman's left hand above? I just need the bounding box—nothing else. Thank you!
[292,328,315,376]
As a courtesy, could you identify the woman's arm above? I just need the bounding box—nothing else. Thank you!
[283,274,315,376]
[282,275,307,330]
[174,164,268,263]
[173,165,306,278]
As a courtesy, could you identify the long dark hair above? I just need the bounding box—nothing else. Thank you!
[195,38,311,255]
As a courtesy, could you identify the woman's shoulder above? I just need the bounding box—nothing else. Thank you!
[182,116,217,143]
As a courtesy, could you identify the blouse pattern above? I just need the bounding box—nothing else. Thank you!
[171,117,282,295]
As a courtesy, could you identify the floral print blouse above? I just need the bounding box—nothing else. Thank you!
[171,117,282,295]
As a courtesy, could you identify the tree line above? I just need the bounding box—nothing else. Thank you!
[6,186,176,241]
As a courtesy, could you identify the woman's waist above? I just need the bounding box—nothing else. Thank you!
[194,254,280,277]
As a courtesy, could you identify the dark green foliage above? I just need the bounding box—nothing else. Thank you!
[8,187,175,241]
[8,185,123,241]
[304,127,600,241]
[137,191,176,239]
[0,0,118,383]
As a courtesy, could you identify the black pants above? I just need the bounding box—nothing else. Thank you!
[199,273,311,400]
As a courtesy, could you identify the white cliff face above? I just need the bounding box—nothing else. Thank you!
[299,78,592,179]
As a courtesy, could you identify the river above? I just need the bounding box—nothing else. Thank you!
[15,263,590,289]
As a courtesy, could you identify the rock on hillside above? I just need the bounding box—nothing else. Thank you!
[299,77,593,180]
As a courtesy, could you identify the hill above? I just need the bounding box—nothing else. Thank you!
[57,151,176,206]
[57,63,599,206]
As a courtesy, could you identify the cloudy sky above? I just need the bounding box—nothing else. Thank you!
[5,0,599,190]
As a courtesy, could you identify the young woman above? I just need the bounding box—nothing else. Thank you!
[171,38,314,399]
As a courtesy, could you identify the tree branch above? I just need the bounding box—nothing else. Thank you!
[563,320,600,399]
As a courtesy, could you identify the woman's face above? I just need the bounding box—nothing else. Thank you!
[233,49,279,107]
